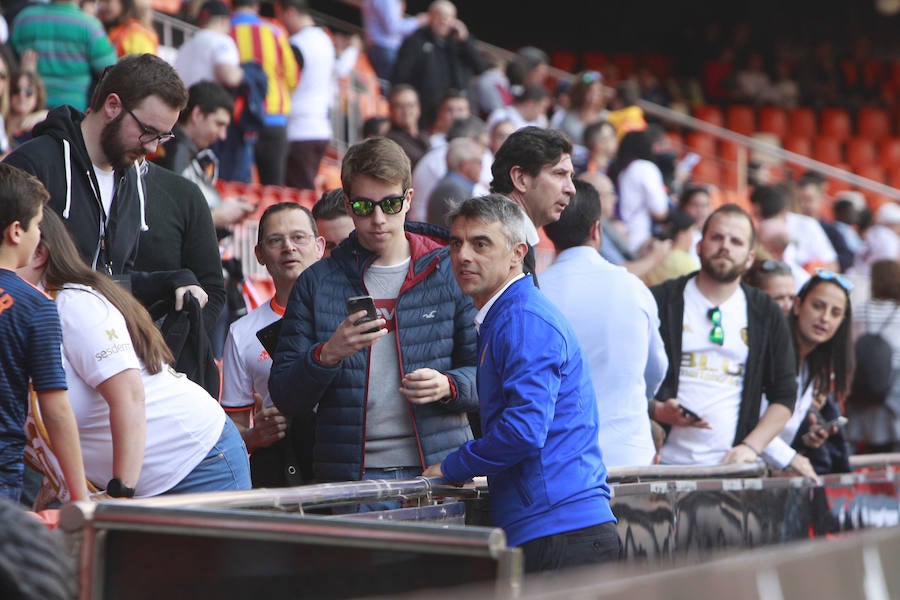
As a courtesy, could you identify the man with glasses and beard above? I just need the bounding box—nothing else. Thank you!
[269,137,477,505]
[3,53,215,316]
[648,204,797,467]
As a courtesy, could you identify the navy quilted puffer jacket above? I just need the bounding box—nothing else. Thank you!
[269,222,478,482]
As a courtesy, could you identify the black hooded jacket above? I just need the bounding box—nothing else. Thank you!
[3,105,203,308]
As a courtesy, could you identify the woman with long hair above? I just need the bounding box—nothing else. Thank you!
[761,269,853,477]
[606,129,670,255]
[20,210,249,499]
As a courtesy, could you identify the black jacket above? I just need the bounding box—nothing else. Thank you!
[651,273,798,446]
[3,106,204,310]
[135,163,225,338]
[391,26,486,116]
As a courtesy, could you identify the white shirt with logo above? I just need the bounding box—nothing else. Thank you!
[56,284,225,497]
[660,279,749,465]
[221,299,282,410]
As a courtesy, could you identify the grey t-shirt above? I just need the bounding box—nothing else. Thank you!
[363,259,420,468]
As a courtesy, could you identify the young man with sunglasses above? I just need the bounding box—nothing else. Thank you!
[269,137,478,500]
[648,204,798,469]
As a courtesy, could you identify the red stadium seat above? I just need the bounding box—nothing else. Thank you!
[692,159,722,187]
[581,51,608,71]
[758,106,788,139]
[783,134,812,158]
[685,131,717,157]
[693,104,724,127]
[821,107,852,141]
[857,106,891,141]
[726,105,756,136]
[813,136,843,165]
[788,107,817,138]
[550,50,578,72]
[880,137,900,169]
[846,137,877,170]
[855,163,887,186]
[826,164,853,194]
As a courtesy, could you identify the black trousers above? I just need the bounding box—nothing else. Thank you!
[285,139,329,191]
[520,520,621,574]
[255,125,288,186]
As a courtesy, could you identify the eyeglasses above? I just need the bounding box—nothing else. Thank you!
[262,232,316,250]
[812,268,853,292]
[12,88,34,98]
[127,109,175,145]
[580,71,602,84]
[760,259,791,274]
[707,307,724,345]
[348,191,407,217]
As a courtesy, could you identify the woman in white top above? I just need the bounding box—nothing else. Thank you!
[21,210,250,499]
[607,129,670,254]
[757,269,853,478]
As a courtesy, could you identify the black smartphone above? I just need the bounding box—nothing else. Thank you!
[346,295,380,333]
[256,318,283,356]
[680,406,702,421]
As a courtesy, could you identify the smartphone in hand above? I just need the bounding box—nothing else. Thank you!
[346,295,380,333]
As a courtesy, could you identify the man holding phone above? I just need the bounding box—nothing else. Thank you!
[221,202,324,487]
[269,137,477,503]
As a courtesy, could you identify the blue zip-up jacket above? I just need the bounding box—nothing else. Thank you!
[441,278,615,547]
[269,222,478,482]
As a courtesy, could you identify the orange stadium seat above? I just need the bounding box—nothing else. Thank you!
[855,163,887,186]
[664,130,683,153]
[726,105,755,136]
[788,107,817,138]
[813,136,843,165]
[827,164,853,194]
[846,137,877,170]
[821,107,852,141]
[758,106,788,138]
[719,140,744,163]
[783,134,813,158]
[693,104,724,127]
[685,131,717,157]
[879,137,900,168]
[857,106,891,141]
[692,159,722,187]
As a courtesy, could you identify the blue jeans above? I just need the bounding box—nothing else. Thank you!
[521,521,621,574]
[165,420,251,494]
[332,466,422,514]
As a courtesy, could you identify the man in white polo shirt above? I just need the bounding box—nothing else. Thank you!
[649,204,797,466]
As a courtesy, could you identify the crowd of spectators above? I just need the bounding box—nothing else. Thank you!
[0,0,897,585]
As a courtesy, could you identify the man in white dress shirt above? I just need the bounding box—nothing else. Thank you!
[541,179,668,467]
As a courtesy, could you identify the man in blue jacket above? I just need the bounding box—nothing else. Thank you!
[423,194,618,574]
[269,137,477,505]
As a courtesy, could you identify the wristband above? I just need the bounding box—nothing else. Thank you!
[739,441,761,457]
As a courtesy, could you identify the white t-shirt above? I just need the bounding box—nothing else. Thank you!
[616,159,670,253]
[174,29,241,89]
[221,299,281,410]
[56,284,226,497]
[785,212,838,267]
[287,26,335,142]
[93,165,115,222]
[660,280,749,465]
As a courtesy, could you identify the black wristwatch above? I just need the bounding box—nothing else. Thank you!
[106,477,136,498]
